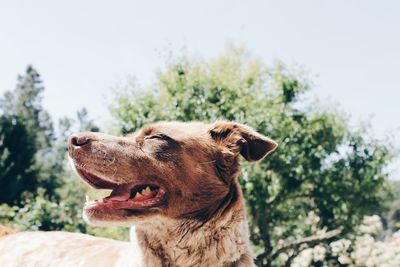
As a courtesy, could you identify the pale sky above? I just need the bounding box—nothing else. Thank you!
[1,0,399,173]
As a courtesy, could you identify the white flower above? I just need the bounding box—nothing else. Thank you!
[338,255,352,265]
[351,232,400,267]
[291,248,313,267]
[304,211,320,226]
[359,215,383,235]
[313,245,326,262]
[330,239,351,256]
[279,252,289,263]
[291,216,400,266]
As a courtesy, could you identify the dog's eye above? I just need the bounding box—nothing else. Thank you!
[145,134,166,140]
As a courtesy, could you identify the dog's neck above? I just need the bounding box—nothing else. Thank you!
[131,185,255,267]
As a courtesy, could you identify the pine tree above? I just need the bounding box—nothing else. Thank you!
[1,65,54,149]
[0,116,38,204]
[0,66,60,203]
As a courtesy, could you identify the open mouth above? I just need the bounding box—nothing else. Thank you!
[76,168,166,213]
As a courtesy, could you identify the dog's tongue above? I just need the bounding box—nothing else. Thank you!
[106,184,132,201]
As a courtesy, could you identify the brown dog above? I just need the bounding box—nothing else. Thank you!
[0,121,277,267]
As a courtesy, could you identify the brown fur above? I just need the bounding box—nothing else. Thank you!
[0,121,277,267]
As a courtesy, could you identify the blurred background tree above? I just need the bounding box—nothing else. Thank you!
[0,66,61,203]
[0,66,125,239]
[0,115,37,204]
[111,45,393,266]
[0,65,53,149]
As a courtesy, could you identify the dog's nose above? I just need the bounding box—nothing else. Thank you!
[69,135,91,147]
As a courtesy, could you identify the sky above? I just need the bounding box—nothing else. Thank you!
[0,0,399,174]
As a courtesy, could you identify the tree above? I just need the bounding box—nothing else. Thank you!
[0,67,111,236]
[0,65,53,149]
[0,116,38,204]
[384,180,400,233]
[77,107,100,132]
[111,45,391,266]
[0,66,62,202]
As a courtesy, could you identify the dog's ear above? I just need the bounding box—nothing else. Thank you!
[210,121,278,162]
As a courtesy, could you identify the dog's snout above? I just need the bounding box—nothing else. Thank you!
[70,135,91,147]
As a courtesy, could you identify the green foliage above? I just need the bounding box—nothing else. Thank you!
[0,116,37,204]
[384,180,400,231]
[111,45,391,266]
[0,66,63,202]
[0,173,128,240]
[0,65,53,150]
[0,66,129,240]
[0,189,85,232]
[77,107,100,132]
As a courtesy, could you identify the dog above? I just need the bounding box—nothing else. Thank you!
[0,121,277,267]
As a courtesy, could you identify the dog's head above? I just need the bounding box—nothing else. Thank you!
[68,121,277,226]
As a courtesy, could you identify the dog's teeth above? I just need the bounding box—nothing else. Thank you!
[136,192,142,198]
[85,195,90,202]
[142,186,151,195]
